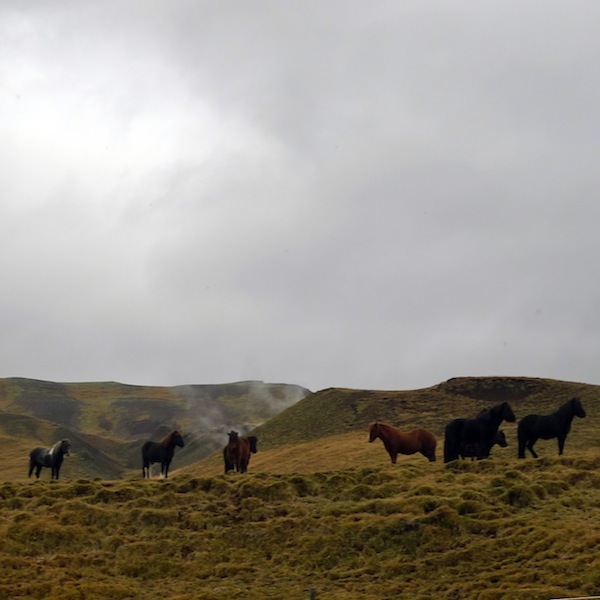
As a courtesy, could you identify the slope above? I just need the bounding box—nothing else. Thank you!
[185,376,600,476]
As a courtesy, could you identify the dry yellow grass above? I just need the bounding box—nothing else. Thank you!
[181,429,444,477]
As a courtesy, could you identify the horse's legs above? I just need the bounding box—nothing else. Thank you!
[389,451,398,464]
[517,431,528,459]
[526,438,538,459]
[35,466,42,478]
[557,434,567,455]
[28,462,35,478]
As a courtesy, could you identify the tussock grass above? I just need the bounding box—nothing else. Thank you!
[2,375,600,597]
[2,458,600,599]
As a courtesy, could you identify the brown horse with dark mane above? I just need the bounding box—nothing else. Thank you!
[141,430,185,479]
[368,422,437,463]
[223,430,258,473]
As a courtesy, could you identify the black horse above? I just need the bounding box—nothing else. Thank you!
[460,430,508,460]
[28,439,71,480]
[444,402,516,463]
[141,430,185,479]
[517,397,586,459]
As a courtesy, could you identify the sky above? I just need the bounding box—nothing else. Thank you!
[1,1,599,393]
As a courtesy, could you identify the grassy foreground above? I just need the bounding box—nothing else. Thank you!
[2,454,600,599]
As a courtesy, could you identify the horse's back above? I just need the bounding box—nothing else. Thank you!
[518,413,540,435]
[521,412,567,440]
[29,447,43,460]
[141,440,162,461]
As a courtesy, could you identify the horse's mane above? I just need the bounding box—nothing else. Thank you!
[160,430,182,446]
[369,422,396,433]
[53,439,70,451]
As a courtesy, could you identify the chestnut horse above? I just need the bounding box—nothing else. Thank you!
[368,422,437,463]
[223,431,258,473]
[28,438,71,480]
[141,430,185,479]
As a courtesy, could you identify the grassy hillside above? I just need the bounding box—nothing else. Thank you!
[2,455,600,599]
[2,375,600,598]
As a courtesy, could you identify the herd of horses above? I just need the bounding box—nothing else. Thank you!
[27,396,587,480]
[369,397,587,464]
[27,427,259,481]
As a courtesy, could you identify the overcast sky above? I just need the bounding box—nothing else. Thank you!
[1,1,599,392]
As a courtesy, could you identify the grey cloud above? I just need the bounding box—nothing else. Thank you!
[0,2,599,391]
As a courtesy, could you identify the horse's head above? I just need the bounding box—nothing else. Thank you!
[174,430,185,447]
[228,430,239,443]
[368,422,380,443]
[571,397,586,418]
[495,430,508,448]
[59,439,71,455]
[246,436,258,453]
[501,402,516,423]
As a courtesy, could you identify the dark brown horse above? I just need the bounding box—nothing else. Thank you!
[28,438,71,480]
[141,430,185,479]
[223,431,258,473]
[368,422,437,463]
[444,402,516,463]
[460,430,508,460]
[518,397,586,458]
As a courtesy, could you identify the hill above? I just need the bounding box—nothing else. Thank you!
[1,375,600,598]
[186,376,600,476]
[2,454,600,599]
[0,378,311,480]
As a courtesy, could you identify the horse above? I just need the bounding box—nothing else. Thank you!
[517,397,586,459]
[28,439,71,480]
[368,422,437,463]
[460,429,508,460]
[224,431,258,473]
[444,402,516,463]
[141,430,185,479]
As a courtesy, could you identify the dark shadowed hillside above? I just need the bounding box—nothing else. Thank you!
[250,376,599,451]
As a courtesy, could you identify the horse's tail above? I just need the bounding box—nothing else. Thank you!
[223,447,234,473]
[517,417,531,458]
[444,420,462,463]
[141,442,151,478]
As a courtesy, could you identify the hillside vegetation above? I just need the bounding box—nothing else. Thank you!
[2,455,600,599]
[1,375,600,598]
